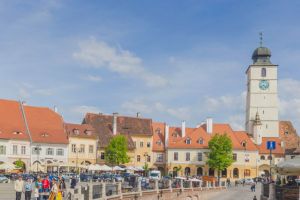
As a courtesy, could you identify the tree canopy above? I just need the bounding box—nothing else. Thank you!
[105,135,130,166]
[207,133,234,178]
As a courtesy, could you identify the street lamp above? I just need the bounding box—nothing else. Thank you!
[143,153,149,176]
[75,147,82,175]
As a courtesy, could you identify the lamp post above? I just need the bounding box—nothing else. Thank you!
[75,147,81,175]
[144,153,149,176]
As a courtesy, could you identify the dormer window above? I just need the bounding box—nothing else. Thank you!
[241,141,247,148]
[156,140,162,146]
[73,129,80,135]
[198,138,204,144]
[41,133,49,137]
[84,130,92,136]
[13,131,23,135]
[185,138,191,144]
[155,128,161,134]
[172,132,178,137]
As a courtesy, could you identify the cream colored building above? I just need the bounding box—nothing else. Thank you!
[65,123,97,166]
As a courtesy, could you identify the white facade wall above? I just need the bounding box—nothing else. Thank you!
[31,143,68,165]
[7,139,31,170]
[0,139,9,164]
[166,149,208,165]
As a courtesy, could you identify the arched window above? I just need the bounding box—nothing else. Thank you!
[184,167,191,176]
[197,167,203,176]
[261,68,267,77]
[241,141,247,148]
[155,128,161,134]
[221,169,227,177]
[198,138,204,144]
[185,138,191,144]
[209,168,215,176]
[233,168,239,178]
[260,155,265,160]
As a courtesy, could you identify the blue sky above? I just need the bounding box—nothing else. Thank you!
[1,0,300,131]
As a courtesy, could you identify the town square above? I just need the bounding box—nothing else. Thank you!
[0,1,300,200]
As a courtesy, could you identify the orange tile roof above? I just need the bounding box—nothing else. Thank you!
[0,99,30,141]
[24,105,68,144]
[65,123,97,139]
[257,137,284,155]
[152,122,166,152]
[233,131,258,151]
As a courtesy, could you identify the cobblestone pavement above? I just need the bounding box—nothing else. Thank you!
[207,184,261,200]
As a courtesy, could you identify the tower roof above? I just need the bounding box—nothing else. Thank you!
[252,46,272,65]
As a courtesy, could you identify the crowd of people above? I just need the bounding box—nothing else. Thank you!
[14,175,69,200]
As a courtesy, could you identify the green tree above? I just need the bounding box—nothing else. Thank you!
[143,162,149,176]
[174,165,182,177]
[207,133,234,182]
[105,135,130,166]
[14,159,25,169]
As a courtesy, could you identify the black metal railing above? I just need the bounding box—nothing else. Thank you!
[275,185,299,200]
[262,183,269,198]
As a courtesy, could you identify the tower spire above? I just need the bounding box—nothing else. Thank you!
[259,32,263,47]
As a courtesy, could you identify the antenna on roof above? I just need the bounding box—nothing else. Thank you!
[259,32,263,47]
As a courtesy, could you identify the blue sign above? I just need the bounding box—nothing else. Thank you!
[267,141,276,150]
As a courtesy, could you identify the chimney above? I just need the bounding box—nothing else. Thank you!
[54,106,58,113]
[206,117,213,134]
[181,120,186,137]
[113,112,118,135]
[165,124,169,148]
[136,112,140,118]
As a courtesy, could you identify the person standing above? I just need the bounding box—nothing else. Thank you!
[24,178,33,200]
[34,177,42,200]
[14,176,24,200]
[70,176,77,189]
[42,175,50,200]
[49,179,58,200]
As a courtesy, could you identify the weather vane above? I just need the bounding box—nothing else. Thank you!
[259,32,263,47]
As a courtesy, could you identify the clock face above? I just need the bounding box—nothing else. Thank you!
[259,80,269,90]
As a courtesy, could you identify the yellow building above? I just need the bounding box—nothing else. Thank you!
[83,113,153,168]
[65,123,98,166]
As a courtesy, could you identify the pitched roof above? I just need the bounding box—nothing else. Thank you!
[152,122,166,152]
[257,137,284,155]
[0,99,30,141]
[83,113,152,149]
[233,131,258,151]
[23,105,68,144]
[0,99,68,144]
[64,123,97,139]
[279,121,300,154]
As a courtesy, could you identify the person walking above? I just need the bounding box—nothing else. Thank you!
[70,176,77,189]
[49,179,58,200]
[14,176,24,200]
[24,178,33,200]
[251,182,256,192]
[34,177,42,200]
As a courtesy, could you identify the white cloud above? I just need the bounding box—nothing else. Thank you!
[73,38,167,87]
[71,105,102,116]
[82,75,102,82]
[19,88,31,99]
[34,89,53,96]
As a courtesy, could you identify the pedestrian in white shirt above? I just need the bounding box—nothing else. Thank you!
[14,176,24,200]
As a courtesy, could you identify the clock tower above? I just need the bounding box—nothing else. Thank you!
[245,44,279,143]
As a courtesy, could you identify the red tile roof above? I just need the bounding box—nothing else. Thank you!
[152,122,166,152]
[0,99,30,141]
[0,99,68,144]
[233,131,258,151]
[65,123,97,139]
[257,137,284,155]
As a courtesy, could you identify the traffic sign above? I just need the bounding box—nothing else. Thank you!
[267,141,276,150]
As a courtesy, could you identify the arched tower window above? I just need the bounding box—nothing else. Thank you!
[261,68,266,77]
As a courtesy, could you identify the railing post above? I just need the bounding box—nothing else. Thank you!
[180,179,184,191]
[88,183,93,200]
[268,183,275,200]
[102,182,106,199]
[138,179,142,196]
[206,181,209,189]
[118,181,122,199]
[155,179,159,193]
[189,180,193,191]
[168,179,172,192]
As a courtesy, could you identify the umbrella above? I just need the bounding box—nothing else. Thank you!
[189,178,202,182]
[0,163,20,171]
[276,158,300,175]
[30,163,45,172]
[134,166,144,171]
[125,166,135,171]
[112,166,125,171]
[88,164,102,171]
[100,165,112,171]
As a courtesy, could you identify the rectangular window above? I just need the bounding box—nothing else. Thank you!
[71,144,76,153]
[46,148,54,155]
[156,154,163,162]
[21,146,26,155]
[0,145,6,155]
[245,169,251,176]
[56,149,64,156]
[13,145,18,155]
[186,152,190,161]
[137,155,141,162]
[233,153,237,161]
[140,142,143,148]
[100,152,105,160]
[174,152,178,161]
[89,145,94,153]
[80,144,85,153]
[198,152,203,161]
[147,142,151,148]
[147,156,151,162]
